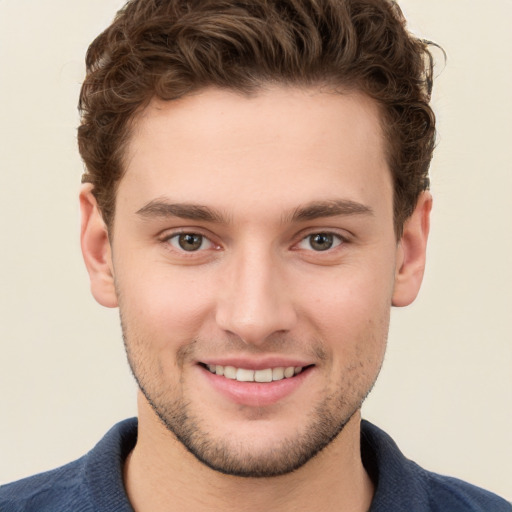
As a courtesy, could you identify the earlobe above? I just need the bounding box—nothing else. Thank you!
[80,184,118,308]
[392,192,432,307]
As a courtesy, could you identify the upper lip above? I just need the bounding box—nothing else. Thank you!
[198,357,314,370]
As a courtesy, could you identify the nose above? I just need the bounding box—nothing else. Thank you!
[215,247,298,346]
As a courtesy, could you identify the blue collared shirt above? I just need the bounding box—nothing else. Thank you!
[1,418,510,511]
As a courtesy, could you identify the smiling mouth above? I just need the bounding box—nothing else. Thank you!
[201,364,312,383]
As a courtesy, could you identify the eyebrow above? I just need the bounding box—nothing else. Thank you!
[136,198,373,224]
[287,199,374,222]
[136,199,227,223]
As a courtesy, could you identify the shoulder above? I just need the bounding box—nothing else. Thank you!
[0,418,138,512]
[422,471,512,512]
[361,420,511,512]
[0,458,88,512]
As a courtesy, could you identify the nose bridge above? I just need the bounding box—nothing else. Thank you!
[216,240,296,345]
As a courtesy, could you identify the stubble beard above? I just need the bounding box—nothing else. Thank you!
[135,373,362,478]
[122,343,381,477]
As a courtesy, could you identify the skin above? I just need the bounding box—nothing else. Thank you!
[80,86,431,512]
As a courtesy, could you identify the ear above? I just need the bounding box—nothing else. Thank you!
[392,191,432,307]
[80,184,118,308]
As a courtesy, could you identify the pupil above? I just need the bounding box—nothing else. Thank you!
[311,233,333,251]
[179,234,202,251]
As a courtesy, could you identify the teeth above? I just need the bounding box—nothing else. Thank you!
[206,364,303,382]
[272,367,284,380]
[284,367,295,378]
[236,368,254,382]
[254,368,273,383]
[224,366,237,379]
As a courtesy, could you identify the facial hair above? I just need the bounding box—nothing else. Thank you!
[120,313,383,478]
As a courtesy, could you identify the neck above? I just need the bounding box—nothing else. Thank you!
[124,395,374,512]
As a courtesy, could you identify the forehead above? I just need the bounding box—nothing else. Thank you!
[119,86,392,221]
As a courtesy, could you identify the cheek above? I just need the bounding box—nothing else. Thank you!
[310,279,390,403]
[300,264,393,365]
[303,265,393,328]
[117,267,215,349]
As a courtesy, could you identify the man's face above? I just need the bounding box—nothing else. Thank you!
[109,87,400,477]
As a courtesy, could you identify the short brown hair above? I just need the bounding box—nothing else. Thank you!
[78,0,437,235]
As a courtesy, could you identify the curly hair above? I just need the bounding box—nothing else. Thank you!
[78,0,437,236]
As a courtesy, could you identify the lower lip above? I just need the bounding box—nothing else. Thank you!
[199,366,313,407]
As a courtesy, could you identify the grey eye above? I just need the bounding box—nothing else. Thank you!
[169,233,210,252]
[297,232,342,252]
[309,233,335,251]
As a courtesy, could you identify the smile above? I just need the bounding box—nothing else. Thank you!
[204,364,305,382]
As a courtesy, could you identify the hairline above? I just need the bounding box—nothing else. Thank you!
[100,82,408,241]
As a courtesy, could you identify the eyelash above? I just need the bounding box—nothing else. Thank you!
[297,232,346,252]
[162,231,217,253]
[161,230,347,254]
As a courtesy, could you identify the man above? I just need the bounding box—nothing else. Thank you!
[1,0,510,510]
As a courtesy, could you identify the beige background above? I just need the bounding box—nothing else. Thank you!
[0,0,511,500]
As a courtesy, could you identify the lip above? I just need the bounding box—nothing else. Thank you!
[197,363,314,407]
[199,357,312,370]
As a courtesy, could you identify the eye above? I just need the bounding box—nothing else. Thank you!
[297,232,343,252]
[167,233,214,252]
